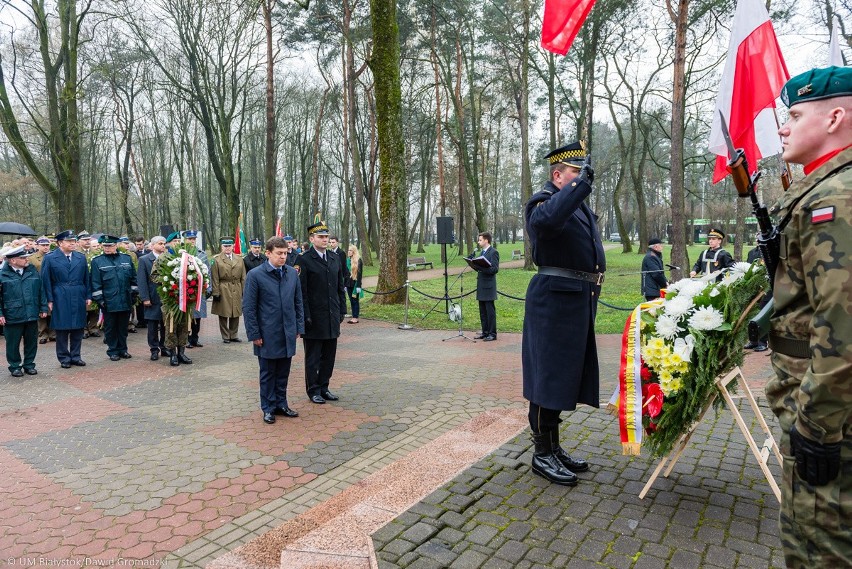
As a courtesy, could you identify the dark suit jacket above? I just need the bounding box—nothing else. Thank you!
[641,249,667,297]
[473,246,499,301]
[40,249,91,330]
[242,262,304,359]
[294,248,346,340]
[137,252,163,321]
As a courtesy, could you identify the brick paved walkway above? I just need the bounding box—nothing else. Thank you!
[0,316,782,568]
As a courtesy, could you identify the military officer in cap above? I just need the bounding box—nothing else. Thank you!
[152,231,194,365]
[522,141,603,486]
[40,230,92,368]
[183,230,210,348]
[243,238,267,273]
[0,246,48,376]
[765,66,852,567]
[90,235,138,361]
[211,237,246,342]
[30,237,56,344]
[295,220,347,404]
[690,228,734,279]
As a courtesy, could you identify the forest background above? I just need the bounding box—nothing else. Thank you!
[0,0,849,298]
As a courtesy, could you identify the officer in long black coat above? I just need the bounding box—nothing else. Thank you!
[137,236,168,360]
[522,141,605,486]
[295,222,347,404]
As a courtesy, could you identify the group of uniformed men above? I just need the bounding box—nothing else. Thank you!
[0,224,346,384]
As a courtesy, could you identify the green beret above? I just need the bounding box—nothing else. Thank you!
[781,66,852,108]
[165,231,182,242]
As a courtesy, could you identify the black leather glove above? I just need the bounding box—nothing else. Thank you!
[577,155,594,185]
[790,424,841,486]
[305,318,312,331]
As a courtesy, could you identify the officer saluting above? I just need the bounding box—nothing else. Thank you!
[90,235,138,361]
[522,141,604,487]
[295,219,347,404]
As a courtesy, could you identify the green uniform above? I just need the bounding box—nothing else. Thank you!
[0,263,48,372]
[765,146,852,567]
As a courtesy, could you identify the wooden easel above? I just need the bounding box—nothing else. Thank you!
[638,366,782,502]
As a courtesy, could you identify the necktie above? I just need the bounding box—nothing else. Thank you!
[16,269,23,276]
[276,267,283,279]
[67,255,72,262]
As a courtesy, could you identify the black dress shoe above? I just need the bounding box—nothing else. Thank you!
[753,344,768,352]
[11,369,23,377]
[263,412,276,424]
[320,390,339,401]
[230,338,242,342]
[71,360,86,366]
[24,368,37,376]
[531,432,578,486]
[474,333,486,340]
[61,362,72,369]
[170,353,180,366]
[120,352,132,359]
[223,339,230,344]
[161,348,172,357]
[150,352,160,361]
[743,341,757,350]
[177,348,193,364]
[109,355,121,361]
[550,430,590,472]
[128,328,137,333]
[483,335,496,342]
[83,332,90,339]
[39,338,48,344]
[192,341,203,348]
[310,395,326,404]
[274,407,299,417]
[186,343,194,349]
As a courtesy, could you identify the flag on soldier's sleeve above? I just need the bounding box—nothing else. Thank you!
[541,0,597,56]
[708,0,789,184]
[234,215,246,255]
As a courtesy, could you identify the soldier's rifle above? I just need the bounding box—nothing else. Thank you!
[717,111,783,343]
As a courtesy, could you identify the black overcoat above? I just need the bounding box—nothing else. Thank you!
[136,252,163,321]
[294,248,346,340]
[522,178,606,411]
[641,249,667,297]
[40,249,91,330]
[474,246,499,301]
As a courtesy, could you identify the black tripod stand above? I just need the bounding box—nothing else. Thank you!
[442,264,475,342]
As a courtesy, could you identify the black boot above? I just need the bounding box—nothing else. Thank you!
[170,351,180,366]
[531,432,578,486]
[178,347,193,364]
[550,430,589,472]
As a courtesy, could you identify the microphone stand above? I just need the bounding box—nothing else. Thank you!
[443,262,475,343]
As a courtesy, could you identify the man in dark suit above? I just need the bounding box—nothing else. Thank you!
[471,232,499,341]
[328,236,351,286]
[522,141,604,486]
[40,230,92,368]
[294,221,347,404]
[137,236,168,361]
[243,237,305,424]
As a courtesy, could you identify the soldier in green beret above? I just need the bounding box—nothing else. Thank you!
[764,65,852,567]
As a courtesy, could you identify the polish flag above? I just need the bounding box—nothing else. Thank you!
[708,0,789,184]
[541,0,597,56]
[275,217,283,238]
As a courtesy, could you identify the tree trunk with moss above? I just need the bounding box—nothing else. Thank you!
[369,0,407,304]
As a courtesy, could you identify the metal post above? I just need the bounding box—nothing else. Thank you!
[398,281,414,330]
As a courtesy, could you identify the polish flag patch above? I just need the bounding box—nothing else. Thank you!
[811,206,835,224]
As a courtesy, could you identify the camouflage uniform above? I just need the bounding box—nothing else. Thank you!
[151,254,190,350]
[765,145,852,567]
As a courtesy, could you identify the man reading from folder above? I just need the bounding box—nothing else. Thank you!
[468,232,499,341]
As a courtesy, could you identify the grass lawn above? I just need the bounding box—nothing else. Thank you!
[359,243,486,277]
[357,244,714,335]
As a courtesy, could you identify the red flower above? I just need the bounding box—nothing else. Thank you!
[172,283,178,290]
[640,365,652,382]
[190,280,197,286]
[642,383,664,418]
[188,288,196,295]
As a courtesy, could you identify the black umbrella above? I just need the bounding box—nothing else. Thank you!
[0,222,37,236]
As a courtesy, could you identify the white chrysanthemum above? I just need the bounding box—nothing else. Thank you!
[664,295,694,319]
[699,270,723,283]
[665,278,689,293]
[688,306,725,330]
[655,315,680,339]
[676,280,707,300]
[171,268,181,279]
[731,261,753,274]
[708,285,721,297]
[168,258,180,266]
[162,286,168,292]
[721,270,744,286]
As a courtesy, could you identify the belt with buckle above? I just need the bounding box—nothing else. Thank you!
[538,266,604,286]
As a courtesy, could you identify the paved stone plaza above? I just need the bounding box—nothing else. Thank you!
[0,316,784,568]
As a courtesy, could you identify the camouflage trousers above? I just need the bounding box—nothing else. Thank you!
[768,354,852,568]
[164,312,190,349]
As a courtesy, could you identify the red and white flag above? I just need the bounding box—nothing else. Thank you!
[541,0,597,56]
[709,0,789,184]
[275,217,283,238]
